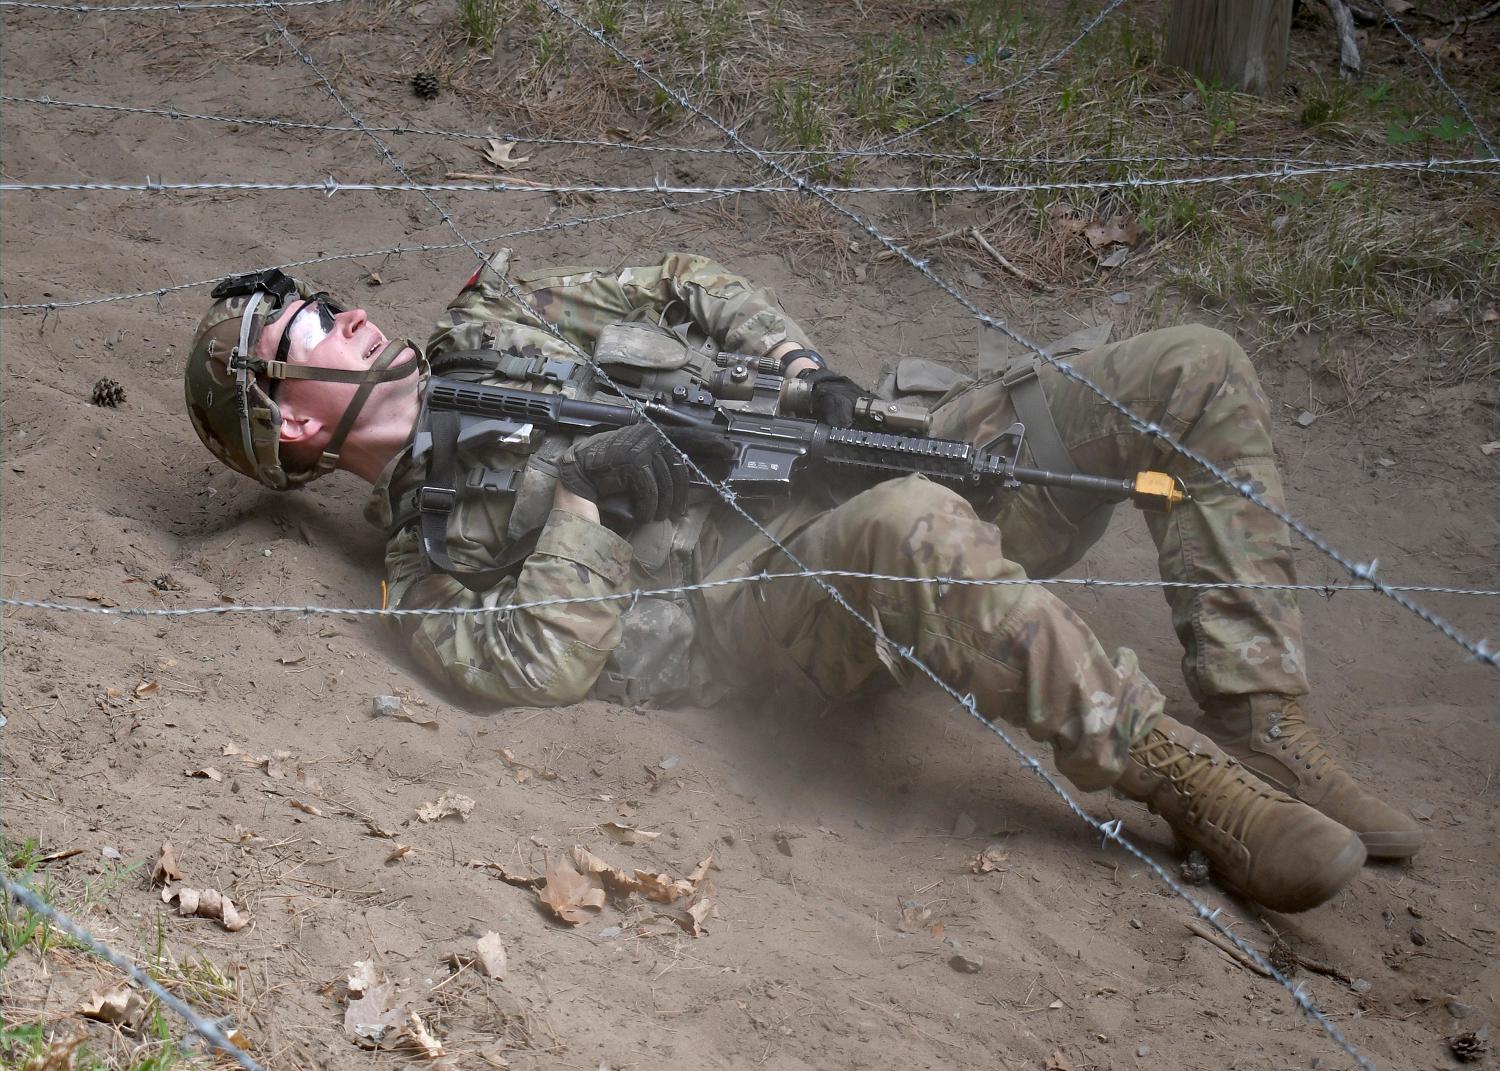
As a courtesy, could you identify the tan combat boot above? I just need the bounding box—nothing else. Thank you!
[1198,695,1424,860]
[1116,715,1365,912]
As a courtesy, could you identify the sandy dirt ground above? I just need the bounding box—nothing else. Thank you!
[2,3,1499,1070]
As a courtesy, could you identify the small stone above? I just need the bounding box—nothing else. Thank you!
[1409,927,1427,946]
[372,695,405,718]
[1110,291,1131,305]
[597,926,621,939]
[1128,918,1142,930]
[100,845,121,861]
[1136,1045,1151,1058]
[1407,904,1424,919]
[1350,978,1372,994]
[1295,409,1318,428]
[952,811,977,837]
[947,950,983,974]
[1447,1000,1475,1020]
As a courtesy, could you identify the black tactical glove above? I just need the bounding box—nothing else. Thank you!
[797,368,874,428]
[559,423,735,525]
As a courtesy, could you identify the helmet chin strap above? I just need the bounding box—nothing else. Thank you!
[312,338,424,476]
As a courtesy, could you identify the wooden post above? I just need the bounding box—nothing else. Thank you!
[1163,0,1292,96]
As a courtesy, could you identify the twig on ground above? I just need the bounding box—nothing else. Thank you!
[1185,919,1274,977]
[968,227,1053,291]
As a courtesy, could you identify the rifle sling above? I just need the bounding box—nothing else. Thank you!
[418,408,543,593]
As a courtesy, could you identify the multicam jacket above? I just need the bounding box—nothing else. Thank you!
[365,250,814,707]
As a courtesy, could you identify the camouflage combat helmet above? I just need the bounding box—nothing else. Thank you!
[184,268,423,490]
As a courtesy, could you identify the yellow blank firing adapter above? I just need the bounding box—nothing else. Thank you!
[1132,471,1189,512]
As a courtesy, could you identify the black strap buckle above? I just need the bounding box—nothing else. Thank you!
[418,486,457,514]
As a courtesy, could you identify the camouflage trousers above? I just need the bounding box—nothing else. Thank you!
[700,325,1307,791]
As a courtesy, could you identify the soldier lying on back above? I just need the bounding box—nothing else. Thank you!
[183,249,1423,913]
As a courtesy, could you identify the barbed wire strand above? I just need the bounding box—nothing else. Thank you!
[2,90,1408,170]
[4,156,1495,197]
[0,0,337,9]
[0,195,733,313]
[260,0,1381,1065]
[542,0,1500,684]
[5,573,1499,621]
[0,871,267,1071]
[1373,0,1497,158]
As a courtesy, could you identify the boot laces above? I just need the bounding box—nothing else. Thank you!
[1137,732,1280,844]
[1269,702,1339,782]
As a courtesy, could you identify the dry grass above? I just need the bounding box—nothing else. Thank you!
[330,0,1496,381]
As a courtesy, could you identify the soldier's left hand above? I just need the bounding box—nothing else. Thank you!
[798,368,876,427]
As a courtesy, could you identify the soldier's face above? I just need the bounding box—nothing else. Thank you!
[255,300,415,433]
[255,299,393,378]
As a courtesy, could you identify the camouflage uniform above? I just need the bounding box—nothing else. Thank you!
[371,251,1307,792]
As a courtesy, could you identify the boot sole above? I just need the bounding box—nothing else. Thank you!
[1257,835,1367,914]
[1358,830,1424,860]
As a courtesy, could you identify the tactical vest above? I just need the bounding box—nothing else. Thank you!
[399,319,732,706]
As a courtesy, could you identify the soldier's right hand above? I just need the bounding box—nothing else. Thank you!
[558,423,734,524]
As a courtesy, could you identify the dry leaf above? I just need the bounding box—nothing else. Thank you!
[675,897,713,936]
[572,846,637,894]
[19,1032,86,1071]
[151,843,184,888]
[78,987,144,1027]
[898,900,932,932]
[1045,1050,1074,1071]
[385,845,414,864]
[364,819,400,839]
[600,821,660,845]
[416,792,475,823]
[290,799,326,818]
[184,766,223,782]
[402,1012,445,1059]
[480,138,531,170]
[686,853,718,887]
[266,750,295,779]
[222,1028,252,1052]
[1084,215,1143,249]
[1481,441,1500,456]
[475,932,507,979]
[476,1044,511,1069]
[344,980,403,1046]
[232,825,263,846]
[1421,37,1462,62]
[223,741,262,765]
[133,680,159,698]
[633,869,693,904]
[162,884,248,931]
[347,960,379,997]
[536,856,606,925]
[965,846,1009,873]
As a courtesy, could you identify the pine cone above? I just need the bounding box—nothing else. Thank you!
[1267,937,1299,977]
[411,72,440,100]
[91,377,126,407]
[1450,1031,1488,1064]
[1178,849,1210,886]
